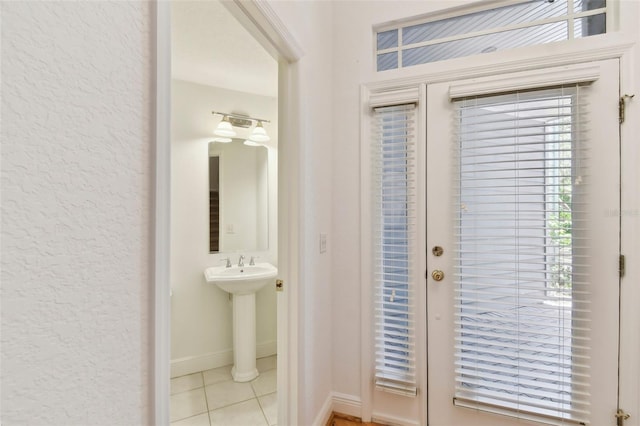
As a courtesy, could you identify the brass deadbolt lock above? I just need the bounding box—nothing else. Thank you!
[432,246,444,256]
[431,270,445,281]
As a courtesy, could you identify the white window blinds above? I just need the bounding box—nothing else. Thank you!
[372,103,418,396]
[452,85,591,424]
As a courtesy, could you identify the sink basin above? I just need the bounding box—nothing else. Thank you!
[204,262,277,295]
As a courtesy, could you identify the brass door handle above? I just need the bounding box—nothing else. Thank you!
[431,270,445,281]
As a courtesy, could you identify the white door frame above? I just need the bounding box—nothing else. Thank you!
[153,1,303,424]
[360,36,638,425]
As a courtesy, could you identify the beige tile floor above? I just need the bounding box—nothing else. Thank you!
[171,355,277,426]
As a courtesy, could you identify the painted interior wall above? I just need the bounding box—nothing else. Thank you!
[330,0,640,423]
[171,79,278,377]
[267,2,336,424]
[1,2,152,425]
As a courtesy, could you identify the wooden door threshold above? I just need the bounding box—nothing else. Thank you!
[327,412,387,426]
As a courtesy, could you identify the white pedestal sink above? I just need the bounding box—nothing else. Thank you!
[204,262,277,382]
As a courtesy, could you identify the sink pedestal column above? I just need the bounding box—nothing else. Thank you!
[230,293,259,382]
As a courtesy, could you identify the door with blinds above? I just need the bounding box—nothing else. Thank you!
[426,59,621,426]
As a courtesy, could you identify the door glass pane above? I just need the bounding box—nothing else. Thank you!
[453,86,591,423]
[372,104,418,395]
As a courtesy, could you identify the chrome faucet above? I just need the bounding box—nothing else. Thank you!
[238,255,245,267]
[249,256,258,266]
[220,257,232,268]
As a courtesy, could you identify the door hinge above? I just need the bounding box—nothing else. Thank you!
[619,254,626,278]
[615,409,630,426]
[275,279,284,292]
[619,94,635,124]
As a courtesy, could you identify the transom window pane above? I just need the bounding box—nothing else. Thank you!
[574,0,606,13]
[402,0,567,46]
[375,0,608,71]
[377,29,398,50]
[402,22,567,67]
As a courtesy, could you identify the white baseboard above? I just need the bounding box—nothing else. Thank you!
[170,340,277,378]
[312,392,334,426]
[170,349,232,378]
[332,392,362,418]
[256,340,278,359]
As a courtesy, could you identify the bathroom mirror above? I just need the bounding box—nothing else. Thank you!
[209,141,269,253]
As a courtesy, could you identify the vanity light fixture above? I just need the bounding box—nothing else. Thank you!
[211,111,271,145]
[214,115,237,137]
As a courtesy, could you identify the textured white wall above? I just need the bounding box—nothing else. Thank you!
[1,2,152,425]
[170,80,278,376]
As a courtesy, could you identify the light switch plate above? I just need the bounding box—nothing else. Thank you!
[319,233,327,253]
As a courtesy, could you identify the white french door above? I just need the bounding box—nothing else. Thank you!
[426,59,621,426]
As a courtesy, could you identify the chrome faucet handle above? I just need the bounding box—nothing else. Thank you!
[220,257,232,268]
[238,255,245,267]
[249,256,259,266]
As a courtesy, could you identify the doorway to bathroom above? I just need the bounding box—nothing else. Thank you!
[155,1,302,425]
[170,0,279,420]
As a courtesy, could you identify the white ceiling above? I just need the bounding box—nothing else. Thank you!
[171,0,278,98]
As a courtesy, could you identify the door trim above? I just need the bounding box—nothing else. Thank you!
[153,1,303,424]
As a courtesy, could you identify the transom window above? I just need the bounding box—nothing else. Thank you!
[375,0,608,71]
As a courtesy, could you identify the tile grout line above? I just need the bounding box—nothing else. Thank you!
[207,370,263,424]
[201,371,213,426]
[253,383,270,426]
[259,391,279,426]
[250,375,268,425]
[169,373,208,424]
